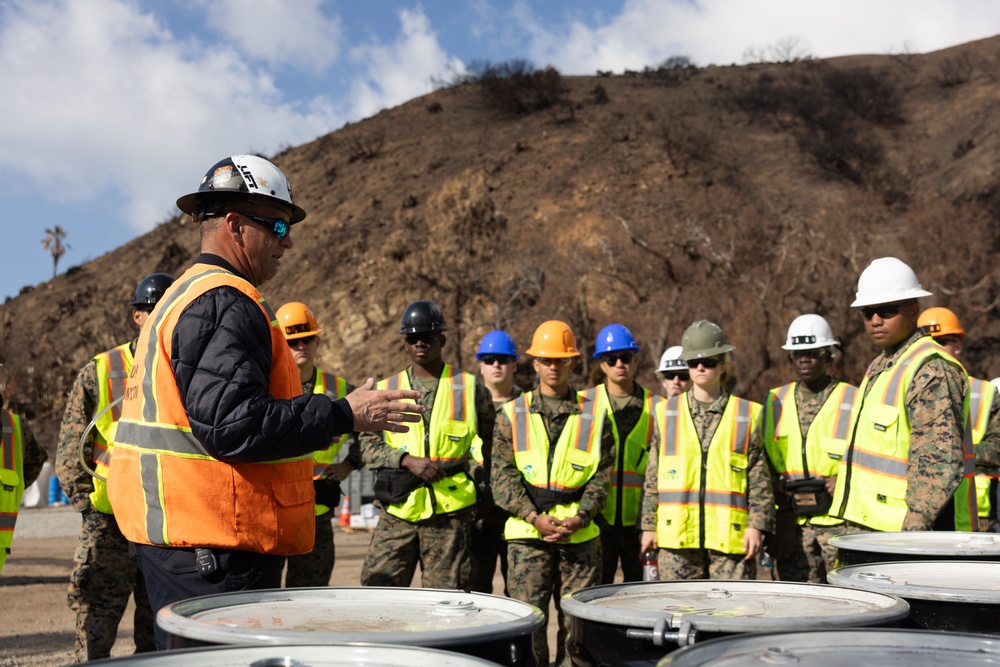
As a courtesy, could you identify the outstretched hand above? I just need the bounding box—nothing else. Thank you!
[346,378,426,433]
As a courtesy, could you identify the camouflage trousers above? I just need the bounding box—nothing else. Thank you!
[468,506,509,594]
[67,510,155,661]
[771,511,850,583]
[655,547,756,580]
[599,522,643,584]
[361,507,472,589]
[507,537,601,667]
[284,513,335,587]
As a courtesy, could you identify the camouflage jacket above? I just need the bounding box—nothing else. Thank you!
[55,346,132,513]
[639,389,776,534]
[860,330,969,531]
[360,366,495,483]
[491,388,615,521]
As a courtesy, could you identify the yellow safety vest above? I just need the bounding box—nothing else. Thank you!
[600,385,657,527]
[0,410,25,572]
[763,381,857,527]
[503,389,606,543]
[89,343,133,514]
[831,340,977,532]
[311,369,351,516]
[655,393,762,555]
[969,377,997,519]
[379,366,478,522]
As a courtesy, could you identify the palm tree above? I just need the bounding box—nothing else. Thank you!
[41,225,70,278]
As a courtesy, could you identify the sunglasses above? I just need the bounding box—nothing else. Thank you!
[405,332,440,345]
[232,210,290,240]
[861,304,902,321]
[691,358,722,369]
[287,336,317,347]
[534,357,572,367]
[480,355,515,366]
[600,352,634,365]
[662,372,690,381]
[789,348,825,360]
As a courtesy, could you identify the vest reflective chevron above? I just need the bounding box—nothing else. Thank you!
[378,366,478,522]
[107,264,313,554]
[311,369,350,516]
[655,393,762,555]
[0,410,25,572]
[763,381,857,527]
[831,340,977,532]
[89,343,133,514]
[503,389,606,543]
[969,377,997,519]
[600,385,657,527]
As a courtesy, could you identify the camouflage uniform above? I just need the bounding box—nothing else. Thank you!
[768,381,851,584]
[600,385,649,584]
[973,386,1000,532]
[55,351,155,661]
[359,367,494,589]
[836,330,970,532]
[283,373,360,588]
[468,388,522,594]
[639,390,775,581]
[492,389,615,667]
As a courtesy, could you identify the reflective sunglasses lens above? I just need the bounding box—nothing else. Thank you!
[663,372,690,381]
[602,352,634,365]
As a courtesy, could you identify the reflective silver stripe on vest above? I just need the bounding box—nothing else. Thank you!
[93,443,112,466]
[115,422,210,456]
[1,411,13,471]
[663,395,680,456]
[970,378,986,434]
[577,388,600,452]
[835,385,858,440]
[852,450,907,478]
[0,514,16,530]
[107,347,129,422]
[387,374,400,392]
[512,395,531,453]
[259,297,277,324]
[450,377,466,422]
[882,342,939,407]
[658,490,748,510]
[620,471,644,487]
[771,384,793,438]
[732,399,752,455]
[141,269,230,423]
[138,450,166,545]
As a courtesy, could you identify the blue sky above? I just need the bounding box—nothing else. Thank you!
[3,0,999,302]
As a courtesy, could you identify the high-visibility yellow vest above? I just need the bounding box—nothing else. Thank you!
[969,377,997,519]
[311,369,351,516]
[600,385,657,527]
[108,264,312,555]
[89,343,133,514]
[830,340,977,532]
[378,366,479,522]
[0,410,25,572]
[763,381,857,527]
[654,393,762,555]
[503,389,606,543]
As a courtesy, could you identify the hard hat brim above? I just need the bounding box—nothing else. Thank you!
[176,192,307,224]
[526,348,580,359]
[284,328,323,340]
[679,345,734,361]
[850,289,932,308]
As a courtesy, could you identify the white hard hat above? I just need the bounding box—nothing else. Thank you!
[992,378,1000,393]
[782,314,837,350]
[657,345,688,372]
[176,155,306,223]
[851,257,932,307]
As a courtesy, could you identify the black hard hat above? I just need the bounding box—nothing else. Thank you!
[132,273,175,308]
[398,300,449,335]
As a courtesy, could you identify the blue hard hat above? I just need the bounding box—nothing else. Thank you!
[476,330,518,360]
[593,323,640,358]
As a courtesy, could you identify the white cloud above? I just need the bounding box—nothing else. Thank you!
[195,0,342,72]
[517,0,1000,73]
[347,7,464,119]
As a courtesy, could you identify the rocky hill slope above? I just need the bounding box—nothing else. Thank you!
[4,37,1000,453]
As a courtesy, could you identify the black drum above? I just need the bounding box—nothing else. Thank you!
[828,560,1000,634]
[561,580,909,667]
[157,587,543,666]
[657,628,1000,666]
[831,531,1000,567]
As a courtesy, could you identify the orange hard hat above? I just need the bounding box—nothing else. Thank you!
[526,320,580,358]
[275,302,322,340]
[918,307,965,339]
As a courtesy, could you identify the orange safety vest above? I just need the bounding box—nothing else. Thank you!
[108,264,313,555]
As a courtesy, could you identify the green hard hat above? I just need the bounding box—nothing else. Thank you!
[680,320,735,361]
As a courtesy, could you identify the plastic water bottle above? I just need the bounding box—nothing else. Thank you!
[759,547,774,571]
[642,550,658,581]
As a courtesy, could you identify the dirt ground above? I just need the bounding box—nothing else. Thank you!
[0,507,564,666]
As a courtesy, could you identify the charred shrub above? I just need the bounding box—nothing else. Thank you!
[823,66,903,125]
[463,60,565,115]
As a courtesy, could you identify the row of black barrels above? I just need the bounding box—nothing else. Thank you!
[87,531,1000,667]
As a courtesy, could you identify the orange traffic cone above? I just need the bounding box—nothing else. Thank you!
[339,495,351,528]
